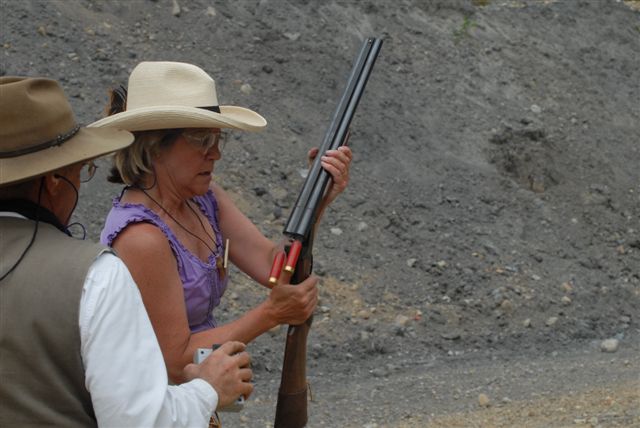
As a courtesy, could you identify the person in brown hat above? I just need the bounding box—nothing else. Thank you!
[0,76,253,427]
[92,61,353,383]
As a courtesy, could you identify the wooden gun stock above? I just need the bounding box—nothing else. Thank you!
[274,241,313,428]
[273,37,382,428]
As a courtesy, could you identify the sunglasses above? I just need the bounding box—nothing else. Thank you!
[182,129,227,154]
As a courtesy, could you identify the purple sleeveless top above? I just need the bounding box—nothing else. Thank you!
[100,189,229,333]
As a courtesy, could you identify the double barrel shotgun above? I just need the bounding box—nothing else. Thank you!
[270,37,383,428]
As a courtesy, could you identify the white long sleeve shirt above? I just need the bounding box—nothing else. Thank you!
[80,252,217,427]
[0,211,217,426]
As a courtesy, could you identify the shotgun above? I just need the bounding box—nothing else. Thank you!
[273,37,382,428]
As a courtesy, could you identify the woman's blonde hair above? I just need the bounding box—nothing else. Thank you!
[107,129,181,185]
[105,86,182,185]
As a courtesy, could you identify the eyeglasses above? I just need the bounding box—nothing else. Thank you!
[80,161,98,183]
[182,129,227,154]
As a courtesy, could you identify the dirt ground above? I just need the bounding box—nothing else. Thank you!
[2,0,639,426]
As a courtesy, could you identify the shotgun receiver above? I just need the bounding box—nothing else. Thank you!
[273,37,382,428]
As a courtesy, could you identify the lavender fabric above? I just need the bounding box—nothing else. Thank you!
[100,189,229,332]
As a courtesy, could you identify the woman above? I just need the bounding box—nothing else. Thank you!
[91,61,352,382]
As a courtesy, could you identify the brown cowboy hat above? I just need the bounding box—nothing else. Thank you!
[0,77,133,187]
[89,61,267,132]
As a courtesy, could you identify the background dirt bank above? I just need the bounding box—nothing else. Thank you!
[2,0,639,426]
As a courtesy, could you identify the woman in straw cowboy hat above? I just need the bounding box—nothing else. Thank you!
[0,76,253,426]
[91,61,353,382]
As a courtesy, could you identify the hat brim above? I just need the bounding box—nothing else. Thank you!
[88,105,267,132]
[0,127,133,187]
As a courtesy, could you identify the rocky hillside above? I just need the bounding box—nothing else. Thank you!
[2,0,639,425]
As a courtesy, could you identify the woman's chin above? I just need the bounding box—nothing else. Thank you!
[193,173,213,193]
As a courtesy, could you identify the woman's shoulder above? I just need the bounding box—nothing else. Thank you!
[101,195,168,246]
[111,221,170,253]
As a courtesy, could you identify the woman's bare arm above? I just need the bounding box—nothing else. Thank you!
[113,222,317,383]
[211,183,282,286]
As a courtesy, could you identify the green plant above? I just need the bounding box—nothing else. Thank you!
[453,15,477,44]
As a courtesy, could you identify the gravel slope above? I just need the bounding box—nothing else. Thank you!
[2,0,639,426]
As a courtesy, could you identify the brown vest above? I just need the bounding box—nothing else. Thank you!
[0,217,110,427]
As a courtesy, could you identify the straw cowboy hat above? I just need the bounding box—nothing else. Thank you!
[0,77,133,187]
[90,61,267,132]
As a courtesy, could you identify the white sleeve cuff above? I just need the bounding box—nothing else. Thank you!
[185,378,219,412]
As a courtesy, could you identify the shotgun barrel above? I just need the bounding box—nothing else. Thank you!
[274,37,382,428]
[283,37,383,240]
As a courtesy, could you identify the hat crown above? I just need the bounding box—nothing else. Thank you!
[126,62,219,110]
[0,77,77,156]
[1,77,133,187]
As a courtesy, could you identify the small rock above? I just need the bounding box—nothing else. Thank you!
[357,221,368,231]
[436,260,447,268]
[357,310,370,319]
[531,104,542,113]
[172,0,181,16]
[240,83,253,94]
[271,186,287,201]
[205,6,216,16]
[546,316,558,327]
[529,174,545,193]
[478,393,490,407]
[523,318,531,328]
[600,338,619,353]
[283,32,300,41]
[253,187,267,197]
[268,325,281,335]
[406,258,417,268]
[370,368,388,378]
[620,315,631,324]
[500,299,514,313]
[394,315,410,327]
[561,296,572,306]
[561,281,574,293]
[441,331,461,340]
[330,227,343,236]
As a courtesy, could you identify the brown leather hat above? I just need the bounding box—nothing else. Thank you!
[0,77,133,186]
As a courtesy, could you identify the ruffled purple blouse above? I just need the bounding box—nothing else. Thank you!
[100,189,228,332]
